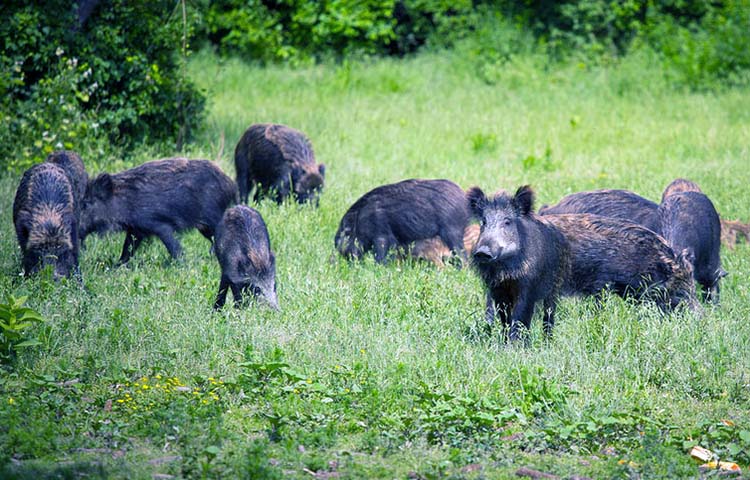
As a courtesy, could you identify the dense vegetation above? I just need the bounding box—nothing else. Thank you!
[1,46,750,478]
[2,1,749,175]
[0,0,205,172]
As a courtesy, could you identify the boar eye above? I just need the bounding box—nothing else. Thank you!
[503,218,512,226]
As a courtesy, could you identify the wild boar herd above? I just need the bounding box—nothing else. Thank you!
[12,123,745,343]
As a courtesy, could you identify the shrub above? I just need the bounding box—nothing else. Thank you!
[647,0,750,89]
[204,0,475,63]
[0,0,205,173]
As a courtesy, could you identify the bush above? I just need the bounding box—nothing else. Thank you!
[647,0,750,89]
[0,0,206,173]
[204,0,474,63]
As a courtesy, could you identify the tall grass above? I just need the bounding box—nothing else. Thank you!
[1,47,749,478]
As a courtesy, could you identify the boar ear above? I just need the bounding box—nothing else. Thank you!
[466,187,486,218]
[513,185,534,216]
[318,163,326,178]
[90,173,114,201]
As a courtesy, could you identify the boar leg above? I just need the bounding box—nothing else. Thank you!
[508,295,535,343]
[118,231,144,264]
[705,282,720,304]
[542,297,557,338]
[440,227,467,266]
[374,236,395,264]
[488,289,513,340]
[214,275,230,309]
[237,173,249,204]
[154,227,183,259]
[230,283,244,307]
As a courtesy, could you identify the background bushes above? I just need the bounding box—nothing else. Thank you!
[202,0,750,91]
[0,0,205,173]
[1,0,748,174]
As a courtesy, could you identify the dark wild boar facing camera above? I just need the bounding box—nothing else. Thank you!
[235,123,325,205]
[214,205,278,310]
[469,185,569,342]
[13,163,80,280]
[79,158,238,264]
[335,179,470,264]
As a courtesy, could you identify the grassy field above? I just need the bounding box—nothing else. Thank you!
[1,47,750,479]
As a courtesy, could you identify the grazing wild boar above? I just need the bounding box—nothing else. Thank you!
[235,123,325,204]
[468,186,570,341]
[45,150,88,210]
[543,213,700,312]
[659,179,725,303]
[214,205,278,310]
[80,158,238,264]
[539,189,661,234]
[13,163,80,279]
[335,179,470,264]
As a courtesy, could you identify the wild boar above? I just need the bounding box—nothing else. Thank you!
[13,163,80,279]
[214,205,278,310]
[80,158,238,263]
[335,179,469,264]
[235,123,325,204]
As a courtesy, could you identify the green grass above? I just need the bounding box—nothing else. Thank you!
[1,47,750,479]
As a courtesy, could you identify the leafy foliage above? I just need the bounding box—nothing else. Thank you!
[204,0,474,63]
[0,0,206,173]
[0,295,43,364]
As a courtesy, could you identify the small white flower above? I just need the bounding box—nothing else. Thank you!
[56,47,64,57]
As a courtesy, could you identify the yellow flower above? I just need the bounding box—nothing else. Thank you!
[155,374,162,380]
[8,398,15,405]
[142,385,149,390]
[117,399,125,403]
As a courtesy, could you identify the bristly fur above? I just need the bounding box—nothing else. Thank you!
[80,158,238,263]
[661,178,702,203]
[214,205,277,309]
[13,162,79,277]
[234,123,325,204]
[659,182,723,303]
[539,188,661,234]
[543,213,699,311]
[334,179,470,264]
[470,185,570,341]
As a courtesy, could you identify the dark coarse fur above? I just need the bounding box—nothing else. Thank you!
[214,205,278,310]
[13,163,80,279]
[235,123,325,204]
[468,186,570,342]
[335,179,470,264]
[80,158,238,263]
[539,189,661,234]
[542,213,700,312]
[659,179,725,303]
[45,150,88,211]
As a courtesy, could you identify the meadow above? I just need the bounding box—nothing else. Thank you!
[1,47,750,478]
